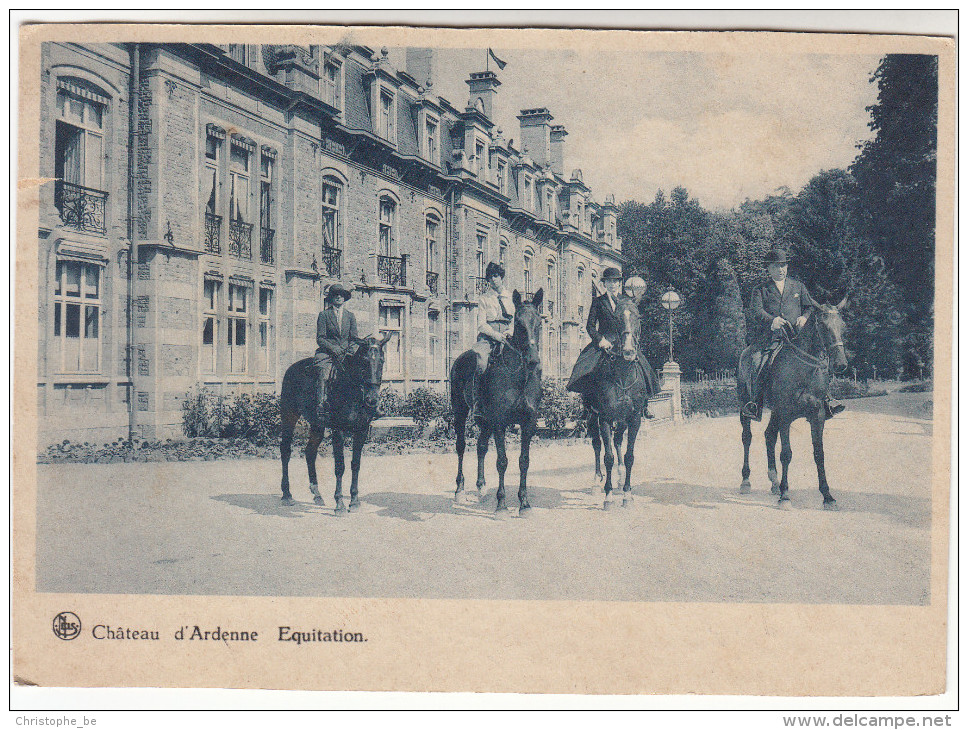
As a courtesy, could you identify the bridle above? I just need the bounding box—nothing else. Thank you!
[782,312,845,371]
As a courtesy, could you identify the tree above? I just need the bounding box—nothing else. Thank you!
[697,257,747,374]
[850,54,938,375]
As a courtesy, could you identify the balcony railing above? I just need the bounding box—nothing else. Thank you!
[473,276,490,295]
[322,245,341,278]
[378,254,406,287]
[229,219,253,260]
[54,180,107,235]
[260,227,275,265]
[547,300,555,317]
[204,212,222,254]
[426,270,440,295]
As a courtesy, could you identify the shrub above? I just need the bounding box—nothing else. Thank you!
[898,380,932,393]
[539,378,584,436]
[682,383,740,418]
[182,387,281,440]
[378,387,407,417]
[829,378,888,399]
[404,387,450,426]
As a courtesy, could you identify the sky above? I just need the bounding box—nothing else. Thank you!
[391,47,882,212]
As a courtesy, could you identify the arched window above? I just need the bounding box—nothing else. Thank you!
[523,249,534,296]
[546,257,556,316]
[321,176,343,276]
[425,213,441,295]
[499,238,509,268]
[379,196,396,257]
[54,77,109,234]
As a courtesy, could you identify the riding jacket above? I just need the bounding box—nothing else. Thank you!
[315,306,359,364]
[749,277,818,349]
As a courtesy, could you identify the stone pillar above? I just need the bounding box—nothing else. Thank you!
[661,361,683,421]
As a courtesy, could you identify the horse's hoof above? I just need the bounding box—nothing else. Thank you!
[778,498,793,511]
[740,480,751,494]
[281,496,294,506]
[313,496,324,506]
[622,494,634,508]
[603,498,615,511]
[348,500,360,513]
[770,485,780,495]
[518,505,532,519]
[823,500,840,511]
[495,502,509,517]
[334,500,346,515]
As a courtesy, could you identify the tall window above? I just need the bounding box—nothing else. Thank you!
[496,159,506,194]
[545,189,554,221]
[523,175,534,211]
[227,283,248,374]
[323,61,341,109]
[577,266,586,320]
[228,44,246,64]
[379,90,395,142]
[204,131,221,214]
[475,140,486,178]
[55,84,105,191]
[499,238,508,268]
[428,310,441,378]
[379,304,404,376]
[476,231,487,279]
[425,215,440,272]
[201,278,220,374]
[258,287,274,375]
[322,179,341,249]
[379,197,396,257]
[260,152,274,264]
[523,251,533,295]
[53,260,101,373]
[425,116,439,165]
[547,259,556,314]
[229,140,250,224]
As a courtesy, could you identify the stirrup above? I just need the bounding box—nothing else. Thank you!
[824,399,845,419]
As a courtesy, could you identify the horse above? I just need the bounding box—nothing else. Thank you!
[279,333,391,514]
[583,300,649,509]
[737,297,849,510]
[450,289,544,516]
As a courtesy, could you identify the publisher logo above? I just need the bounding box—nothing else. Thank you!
[53,612,81,640]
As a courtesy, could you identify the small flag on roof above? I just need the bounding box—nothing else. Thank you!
[487,48,507,70]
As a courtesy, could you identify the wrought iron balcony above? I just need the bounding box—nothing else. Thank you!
[229,219,253,259]
[473,276,490,295]
[54,180,107,235]
[204,212,222,254]
[547,300,555,317]
[426,270,440,295]
[378,254,407,287]
[260,227,275,265]
[322,245,341,278]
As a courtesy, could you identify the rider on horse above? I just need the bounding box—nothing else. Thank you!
[566,267,659,405]
[741,248,845,422]
[314,284,359,420]
[470,261,516,412]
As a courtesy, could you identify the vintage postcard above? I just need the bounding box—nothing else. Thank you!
[13,21,955,698]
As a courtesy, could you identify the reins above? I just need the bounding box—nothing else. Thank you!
[780,314,842,371]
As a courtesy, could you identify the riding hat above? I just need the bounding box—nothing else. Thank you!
[763,248,792,265]
[484,261,506,281]
[325,284,353,302]
[601,267,623,281]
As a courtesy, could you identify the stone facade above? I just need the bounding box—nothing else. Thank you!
[36,42,626,445]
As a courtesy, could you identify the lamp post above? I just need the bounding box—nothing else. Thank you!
[660,288,681,364]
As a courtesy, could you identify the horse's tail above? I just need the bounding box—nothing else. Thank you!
[450,351,475,413]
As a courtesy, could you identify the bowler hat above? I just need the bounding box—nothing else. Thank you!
[601,267,623,281]
[484,261,506,281]
[326,284,353,302]
[763,248,792,265]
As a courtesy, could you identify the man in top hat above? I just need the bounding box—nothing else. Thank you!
[314,283,359,419]
[470,261,515,408]
[741,248,844,421]
[567,267,659,403]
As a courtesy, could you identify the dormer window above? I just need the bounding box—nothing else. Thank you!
[496,159,507,194]
[228,44,246,65]
[523,175,534,211]
[475,140,486,178]
[424,115,439,166]
[323,60,342,110]
[379,89,395,142]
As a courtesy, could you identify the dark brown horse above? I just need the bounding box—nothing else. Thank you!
[737,298,848,509]
[450,289,544,516]
[584,300,649,509]
[279,334,390,514]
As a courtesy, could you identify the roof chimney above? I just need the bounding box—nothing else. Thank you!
[550,124,568,176]
[518,108,554,168]
[406,48,435,87]
[466,70,501,120]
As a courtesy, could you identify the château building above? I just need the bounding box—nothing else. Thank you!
[36,42,627,444]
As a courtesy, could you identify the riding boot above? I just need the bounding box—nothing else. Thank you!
[824,397,845,419]
[316,374,328,423]
[644,404,655,419]
[741,380,763,421]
